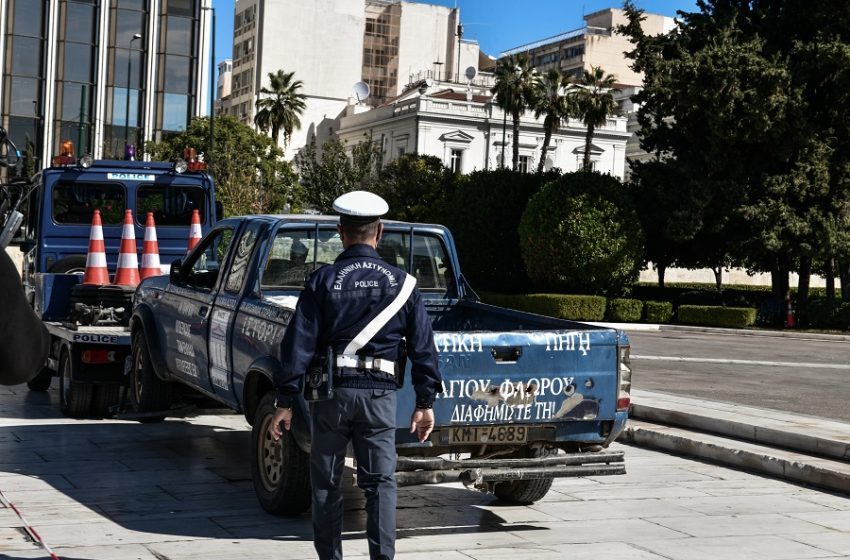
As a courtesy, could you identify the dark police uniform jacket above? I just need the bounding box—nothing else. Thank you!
[275,243,443,406]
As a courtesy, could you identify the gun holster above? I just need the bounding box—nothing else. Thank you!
[303,346,335,402]
[394,340,407,388]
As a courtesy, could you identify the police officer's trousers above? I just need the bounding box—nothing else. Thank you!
[310,386,397,560]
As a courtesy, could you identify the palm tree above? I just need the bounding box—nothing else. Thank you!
[491,54,537,171]
[573,66,618,171]
[254,70,307,148]
[533,69,575,174]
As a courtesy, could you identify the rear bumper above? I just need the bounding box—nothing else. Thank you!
[395,450,625,487]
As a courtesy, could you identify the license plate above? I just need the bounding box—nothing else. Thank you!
[448,425,528,444]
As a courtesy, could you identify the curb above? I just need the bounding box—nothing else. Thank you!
[621,422,850,495]
[586,321,850,341]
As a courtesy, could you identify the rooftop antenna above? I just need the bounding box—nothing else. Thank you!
[351,81,370,104]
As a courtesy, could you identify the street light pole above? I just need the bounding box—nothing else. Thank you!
[202,5,215,168]
[124,33,142,151]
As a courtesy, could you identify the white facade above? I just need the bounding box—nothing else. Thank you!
[336,87,630,179]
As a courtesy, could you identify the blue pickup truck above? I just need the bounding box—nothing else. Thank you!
[130,214,631,513]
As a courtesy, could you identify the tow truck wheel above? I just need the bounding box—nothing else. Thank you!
[58,349,93,418]
[493,447,555,505]
[92,385,121,417]
[26,366,53,392]
[130,330,172,423]
[48,256,87,275]
[251,392,311,516]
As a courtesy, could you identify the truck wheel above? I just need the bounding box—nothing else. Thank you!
[27,367,53,392]
[252,392,311,516]
[130,330,172,423]
[92,385,121,417]
[49,256,87,275]
[493,447,555,505]
[58,350,93,418]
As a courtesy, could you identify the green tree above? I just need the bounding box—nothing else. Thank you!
[446,169,561,293]
[254,70,307,147]
[295,134,383,213]
[370,154,452,223]
[519,172,643,296]
[573,66,617,171]
[146,115,300,216]
[533,69,575,174]
[619,1,823,302]
[491,53,538,171]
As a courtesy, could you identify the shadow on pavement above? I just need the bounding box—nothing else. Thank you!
[0,383,538,552]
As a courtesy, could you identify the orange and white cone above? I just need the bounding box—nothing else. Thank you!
[82,209,110,285]
[187,208,202,252]
[113,209,141,287]
[140,212,161,280]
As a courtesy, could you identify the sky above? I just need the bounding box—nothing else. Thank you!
[210,0,699,66]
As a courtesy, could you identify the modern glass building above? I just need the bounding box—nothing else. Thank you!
[0,0,212,173]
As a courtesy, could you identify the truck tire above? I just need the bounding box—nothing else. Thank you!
[27,366,53,392]
[252,392,311,516]
[49,256,87,275]
[130,330,172,423]
[58,349,93,418]
[92,384,121,417]
[493,447,555,505]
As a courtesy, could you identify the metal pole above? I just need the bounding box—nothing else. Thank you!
[124,33,141,149]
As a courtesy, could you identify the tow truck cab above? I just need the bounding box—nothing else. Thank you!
[15,150,220,299]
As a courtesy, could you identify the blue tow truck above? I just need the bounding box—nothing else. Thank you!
[130,214,632,513]
[4,141,219,417]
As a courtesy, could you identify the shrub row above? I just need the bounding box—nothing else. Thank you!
[480,293,754,327]
[677,305,757,328]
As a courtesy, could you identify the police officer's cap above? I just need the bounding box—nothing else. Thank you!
[333,191,389,225]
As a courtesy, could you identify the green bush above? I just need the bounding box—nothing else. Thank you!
[370,154,452,223]
[441,169,560,293]
[606,298,643,322]
[803,299,850,330]
[519,172,643,296]
[678,305,757,328]
[645,300,674,323]
[480,293,607,321]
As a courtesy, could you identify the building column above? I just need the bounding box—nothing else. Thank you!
[0,0,8,111]
[143,0,160,148]
[40,0,60,163]
[196,0,212,117]
[92,0,111,159]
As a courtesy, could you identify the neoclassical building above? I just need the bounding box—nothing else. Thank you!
[335,82,630,179]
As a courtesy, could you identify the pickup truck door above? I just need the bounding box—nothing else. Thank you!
[160,221,240,393]
[206,220,263,406]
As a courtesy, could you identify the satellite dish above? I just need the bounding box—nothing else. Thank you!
[424,78,434,88]
[351,81,370,103]
[464,66,477,81]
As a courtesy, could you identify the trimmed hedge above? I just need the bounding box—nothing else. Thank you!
[645,300,674,323]
[480,293,607,321]
[606,298,643,322]
[678,305,757,328]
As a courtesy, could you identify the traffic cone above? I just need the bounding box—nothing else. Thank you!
[786,299,796,328]
[140,212,161,280]
[113,209,141,287]
[187,208,201,252]
[82,209,110,285]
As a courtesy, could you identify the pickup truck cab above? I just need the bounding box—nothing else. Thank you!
[131,215,631,514]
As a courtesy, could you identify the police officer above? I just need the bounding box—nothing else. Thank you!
[270,191,443,560]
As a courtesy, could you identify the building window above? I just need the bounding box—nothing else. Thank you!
[397,147,406,159]
[518,155,531,173]
[450,149,463,174]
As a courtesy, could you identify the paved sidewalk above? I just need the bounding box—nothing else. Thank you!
[1,385,850,559]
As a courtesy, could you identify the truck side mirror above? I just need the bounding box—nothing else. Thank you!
[169,259,184,284]
[215,201,223,222]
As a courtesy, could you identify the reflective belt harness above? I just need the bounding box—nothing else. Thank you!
[335,273,417,375]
